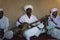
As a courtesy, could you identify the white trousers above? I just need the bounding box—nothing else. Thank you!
[23,27,45,40]
[47,28,60,39]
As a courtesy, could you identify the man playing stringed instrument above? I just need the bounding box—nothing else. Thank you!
[16,5,45,40]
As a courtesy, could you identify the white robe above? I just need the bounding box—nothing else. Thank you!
[47,15,60,39]
[16,14,45,40]
[0,16,13,39]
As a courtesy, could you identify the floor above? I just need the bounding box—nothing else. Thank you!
[13,33,46,40]
[4,33,57,40]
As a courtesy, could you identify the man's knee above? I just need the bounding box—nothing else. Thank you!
[4,31,13,39]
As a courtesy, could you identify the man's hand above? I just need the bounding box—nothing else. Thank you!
[19,22,29,30]
[19,22,28,28]
[22,22,28,26]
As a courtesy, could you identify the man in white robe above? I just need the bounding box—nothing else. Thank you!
[47,8,60,39]
[16,5,45,40]
[0,8,13,40]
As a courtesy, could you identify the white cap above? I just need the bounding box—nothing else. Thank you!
[24,5,33,11]
[51,8,58,13]
[50,8,58,18]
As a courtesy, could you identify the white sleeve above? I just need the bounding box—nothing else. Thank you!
[16,16,24,27]
[16,21,21,27]
[4,18,9,32]
[47,20,56,29]
[32,16,38,26]
[57,24,60,28]
[57,19,60,28]
[56,17,60,28]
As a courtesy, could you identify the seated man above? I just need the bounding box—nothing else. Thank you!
[47,8,60,39]
[0,8,13,40]
[16,5,45,40]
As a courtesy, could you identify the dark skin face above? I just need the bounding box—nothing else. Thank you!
[0,11,3,19]
[52,11,58,18]
[26,8,32,16]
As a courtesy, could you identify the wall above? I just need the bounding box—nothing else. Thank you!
[1,0,60,28]
[0,0,2,8]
